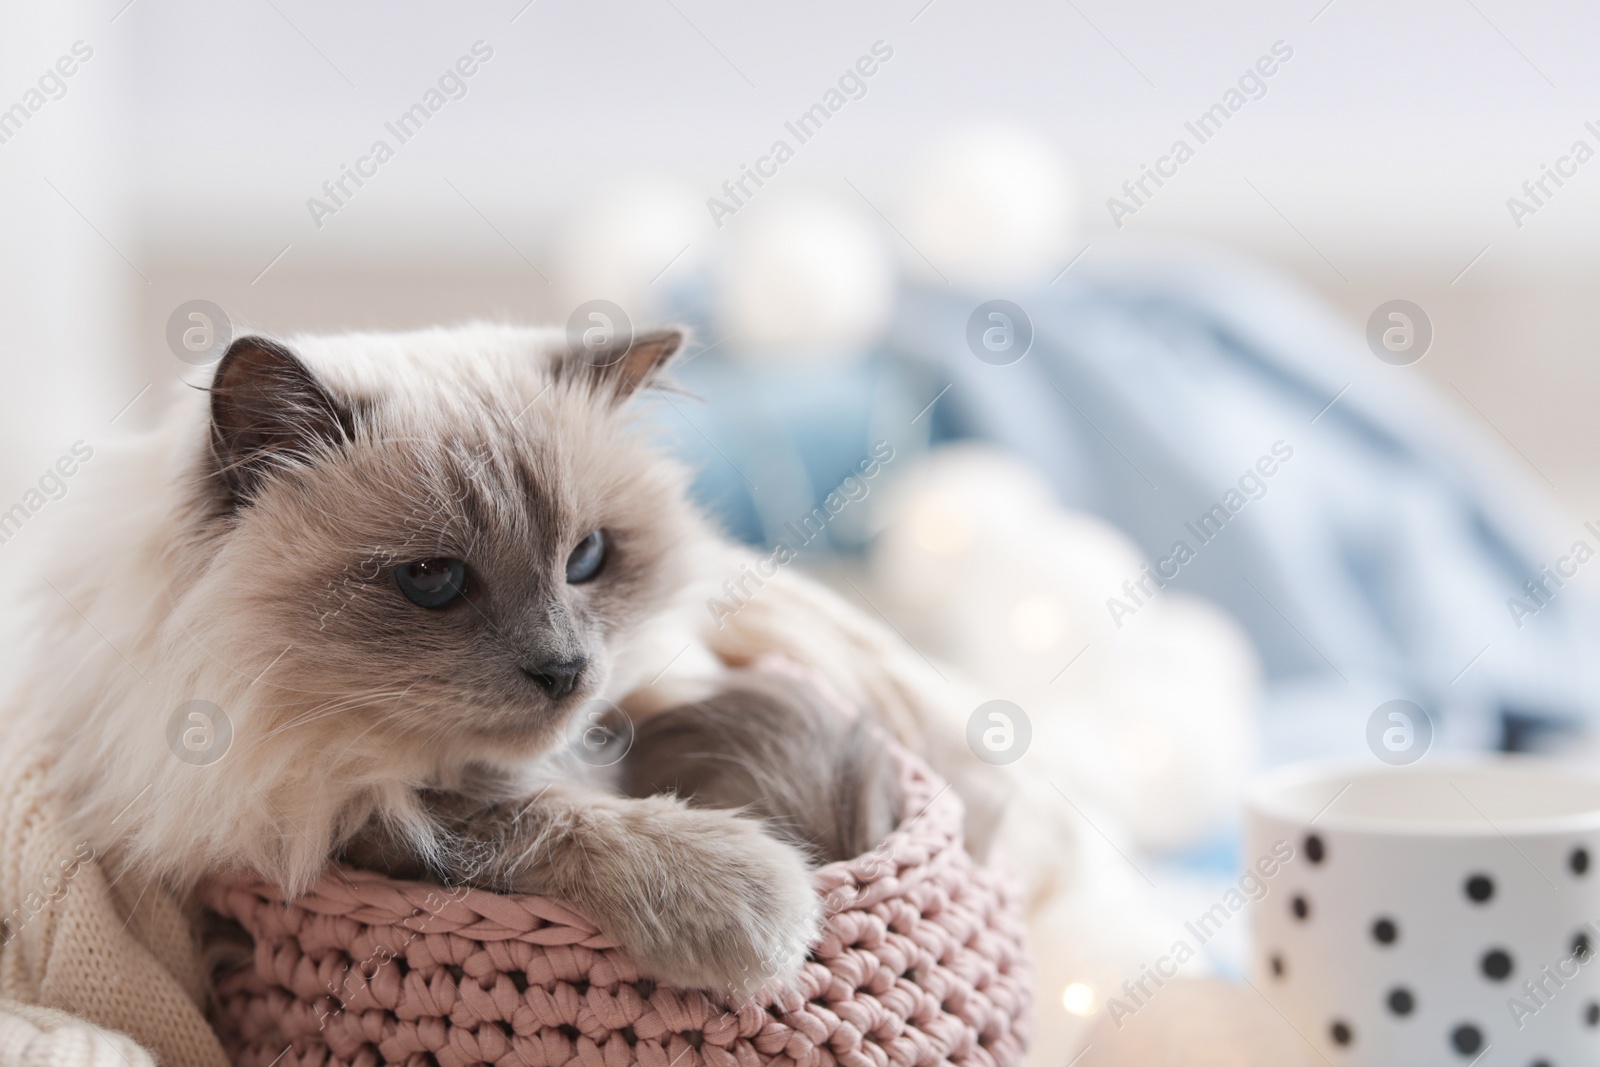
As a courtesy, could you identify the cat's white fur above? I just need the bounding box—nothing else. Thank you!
[9,325,720,894]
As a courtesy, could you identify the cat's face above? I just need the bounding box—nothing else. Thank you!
[195,326,705,765]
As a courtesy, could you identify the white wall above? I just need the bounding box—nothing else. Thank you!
[6,0,1600,510]
[120,0,1600,264]
[0,0,141,490]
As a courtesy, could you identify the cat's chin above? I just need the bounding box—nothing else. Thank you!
[395,678,610,768]
[453,702,587,759]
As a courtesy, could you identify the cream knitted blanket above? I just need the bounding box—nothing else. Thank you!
[0,746,227,1067]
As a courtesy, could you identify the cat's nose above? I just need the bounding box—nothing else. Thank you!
[521,655,588,699]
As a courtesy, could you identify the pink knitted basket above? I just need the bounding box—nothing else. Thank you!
[204,748,1032,1067]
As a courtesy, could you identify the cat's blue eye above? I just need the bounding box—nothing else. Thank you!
[566,530,606,584]
[396,558,467,608]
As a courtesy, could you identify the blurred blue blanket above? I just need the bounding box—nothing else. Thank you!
[890,248,1600,761]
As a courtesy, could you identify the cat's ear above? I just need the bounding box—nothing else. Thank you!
[563,328,685,403]
[209,336,356,506]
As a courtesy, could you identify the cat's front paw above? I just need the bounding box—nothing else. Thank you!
[608,803,822,996]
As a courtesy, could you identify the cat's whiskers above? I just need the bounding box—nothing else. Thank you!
[259,688,423,742]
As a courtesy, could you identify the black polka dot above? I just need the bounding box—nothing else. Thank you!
[1387,987,1415,1016]
[1531,1061,1552,1067]
[1573,846,1592,876]
[1465,874,1495,903]
[1451,1023,1483,1055]
[1305,834,1325,864]
[1481,948,1514,981]
[1292,895,1310,920]
[1576,931,1593,961]
[1372,917,1398,945]
[1587,1000,1600,1026]
[1330,1020,1352,1046]
[1270,954,1285,979]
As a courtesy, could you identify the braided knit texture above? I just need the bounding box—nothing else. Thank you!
[203,749,1032,1067]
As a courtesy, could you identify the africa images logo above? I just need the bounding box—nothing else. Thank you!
[705,41,895,227]
[1106,40,1294,228]
[305,41,495,229]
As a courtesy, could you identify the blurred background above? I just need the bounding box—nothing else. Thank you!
[5,0,1600,1058]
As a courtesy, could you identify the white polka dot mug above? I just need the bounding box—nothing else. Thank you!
[1246,758,1600,1066]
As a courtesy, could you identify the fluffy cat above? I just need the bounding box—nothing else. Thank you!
[9,323,943,996]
